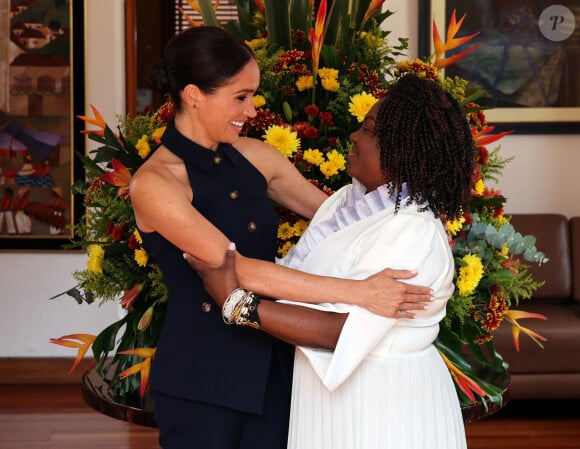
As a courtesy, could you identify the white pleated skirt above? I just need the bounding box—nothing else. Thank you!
[287,344,467,449]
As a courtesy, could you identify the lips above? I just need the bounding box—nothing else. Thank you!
[230,120,245,130]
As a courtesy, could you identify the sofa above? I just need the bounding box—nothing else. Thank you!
[491,214,580,399]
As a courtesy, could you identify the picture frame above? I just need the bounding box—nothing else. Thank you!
[0,0,85,250]
[418,0,580,134]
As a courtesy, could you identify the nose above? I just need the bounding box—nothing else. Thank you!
[349,128,359,144]
[245,98,257,118]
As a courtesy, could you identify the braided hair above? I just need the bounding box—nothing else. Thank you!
[375,74,475,220]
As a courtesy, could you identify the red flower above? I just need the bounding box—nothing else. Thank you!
[303,126,319,139]
[319,111,334,125]
[478,146,489,165]
[128,233,139,250]
[119,283,143,312]
[304,104,319,117]
[293,121,310,139]
[112,224,124,241]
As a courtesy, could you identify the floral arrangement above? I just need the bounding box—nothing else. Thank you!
[51,0,548,408]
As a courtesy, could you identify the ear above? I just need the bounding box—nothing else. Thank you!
[182,84,201,109]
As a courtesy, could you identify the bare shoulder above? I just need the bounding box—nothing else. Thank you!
[130,147,190,212]
[131,149,172,192]
[233,136,276,157]
[233,136,289,180]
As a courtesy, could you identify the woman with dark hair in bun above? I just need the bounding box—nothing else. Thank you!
[187,73,475,449]
[130,26,430,449]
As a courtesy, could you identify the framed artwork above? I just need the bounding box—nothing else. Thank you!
[418,0,580,134]
[0,0,85,250]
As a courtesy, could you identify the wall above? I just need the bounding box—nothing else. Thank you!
[0,0,579,358]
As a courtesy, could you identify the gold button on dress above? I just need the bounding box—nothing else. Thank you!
[201,302,212,312]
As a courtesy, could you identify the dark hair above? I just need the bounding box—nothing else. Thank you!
[146,26,255,111]
[376,74,475,220]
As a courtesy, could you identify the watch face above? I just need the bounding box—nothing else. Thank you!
[222,288,246,323]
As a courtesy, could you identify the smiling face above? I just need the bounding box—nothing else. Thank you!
[184,59,260,149]
[347,99,384,192]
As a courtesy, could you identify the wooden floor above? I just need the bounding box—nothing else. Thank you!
[1,384,579,449]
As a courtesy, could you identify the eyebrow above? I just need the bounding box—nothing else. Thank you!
[234,88,256,95]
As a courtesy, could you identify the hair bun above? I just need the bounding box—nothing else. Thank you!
[146,60,170,94]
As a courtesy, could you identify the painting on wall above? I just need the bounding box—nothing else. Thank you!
[419,0,580,134]
[0,0,84,250]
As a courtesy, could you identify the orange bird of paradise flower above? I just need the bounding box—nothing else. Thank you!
[439,351,489,404]
[49,334,97,374]
[308,0,327,76]
[118,347,157,397]
[77,105,107,137]
[433,9,480,69]
[472,125,513,148]
[503,309,548,351]
[101,158,132,200]
[361,0,385,30]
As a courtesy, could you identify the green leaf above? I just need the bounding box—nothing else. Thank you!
[197,0,220,27]
[91,317,128,361]
[264,0,292,50]
[290,0,311,39]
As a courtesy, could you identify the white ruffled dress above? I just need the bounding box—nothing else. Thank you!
[277,180,467,449]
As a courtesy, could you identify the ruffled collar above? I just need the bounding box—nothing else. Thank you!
[283,179,409,269]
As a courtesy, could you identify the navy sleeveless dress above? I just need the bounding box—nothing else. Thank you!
[140,122,293,446]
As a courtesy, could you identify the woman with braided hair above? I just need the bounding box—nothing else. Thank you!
[186,73,474,449]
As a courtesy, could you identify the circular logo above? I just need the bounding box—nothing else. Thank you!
[538,5,576,42]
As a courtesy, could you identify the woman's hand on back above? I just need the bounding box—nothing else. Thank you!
[357,269,433,318]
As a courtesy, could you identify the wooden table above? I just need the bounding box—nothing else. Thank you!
[81,368,510,428]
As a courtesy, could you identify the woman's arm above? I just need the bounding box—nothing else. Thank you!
[236,254,428,317]
[131,149,430,318]
[234,137,328,220]
[184,244,347,349]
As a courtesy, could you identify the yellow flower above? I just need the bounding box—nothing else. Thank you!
[263,125,300,157]
[499,242,509,257]
[320,150,346,178]
[87,245,105,274]
[296,75,314,91]
[135,135,151,159]
[303,148,325,166]
[133,229,143,245]
[253,95,266,108]
[457,254,484,296]
[277,222,295,240]
[293,219,309,237]
[327,149,346,166]
[349,92,378,122]
[318,67,339,80]
[278,241,294,258]
[245,37,268,49]
[362,31,381,49]
[134,248,149,267]
[321,77,340,92]
[152,126,166,140]
[446,216,465,235]
[474,179,485,195]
